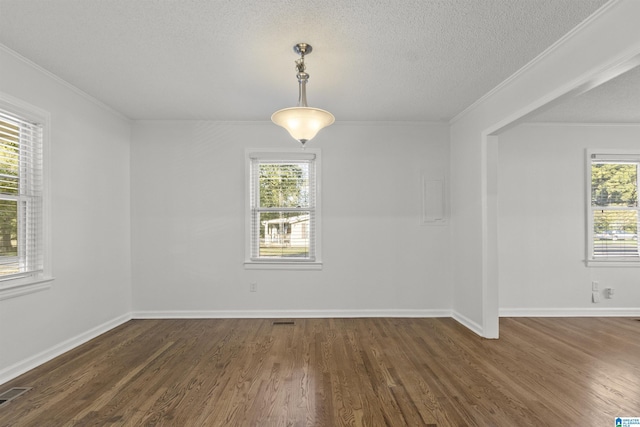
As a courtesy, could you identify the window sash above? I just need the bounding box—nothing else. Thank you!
[587,151,640,263]
[249,156,316,262]
[0,109,44,280]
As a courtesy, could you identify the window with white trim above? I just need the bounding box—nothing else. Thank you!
[245,149,321,269]
[587,151,639,265]
[0,103,46,285]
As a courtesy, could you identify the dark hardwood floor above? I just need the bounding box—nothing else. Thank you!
[0,317,638,426]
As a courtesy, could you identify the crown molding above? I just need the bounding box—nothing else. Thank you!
[449,0,621,125]
[0,43,130,122]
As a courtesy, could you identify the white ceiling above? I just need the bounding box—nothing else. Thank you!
[0,0,610,122]
[528,65,640,123]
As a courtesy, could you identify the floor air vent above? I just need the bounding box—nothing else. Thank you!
[0,387,31,407]
[272,321,295,325]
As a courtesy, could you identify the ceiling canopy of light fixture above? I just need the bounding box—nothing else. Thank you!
[271,43,335,147]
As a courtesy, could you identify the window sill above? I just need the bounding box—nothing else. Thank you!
[586,259,640,267]
[244,261,323,271]
[0,276,55,301]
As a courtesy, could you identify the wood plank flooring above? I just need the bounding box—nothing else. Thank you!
[0,317,639,426]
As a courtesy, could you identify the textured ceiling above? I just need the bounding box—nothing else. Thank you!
[528,65,640,123]
[0,0,609,121]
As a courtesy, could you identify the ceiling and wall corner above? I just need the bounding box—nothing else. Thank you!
[0,0,609,122]
[0,45,133,383]
[527,65,640,124]
[0,0,635,365]
[449,0,640,337]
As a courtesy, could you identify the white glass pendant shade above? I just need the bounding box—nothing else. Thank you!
[272,43,334,146]
[271,107,335,145]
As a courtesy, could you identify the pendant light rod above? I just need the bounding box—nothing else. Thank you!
[295,43,310,107]
[271,43,335,146]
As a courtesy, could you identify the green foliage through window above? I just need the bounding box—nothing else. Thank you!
[590,160,639,259]
[250,158,315,260]
[591,163,637,207]
[258,163,310,257]
[259,163,309,208]
[0,120,19,258]
[0,105,45,279]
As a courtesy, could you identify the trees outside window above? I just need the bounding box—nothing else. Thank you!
[257,162,310,258]
[0,106,45,281]
[0,120,19,263]
[246,150,321,268]
[588,153,639,263]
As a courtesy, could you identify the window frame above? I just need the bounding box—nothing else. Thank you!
[0,93,53,299]
[244,148,322,270]
[586,149,640,267]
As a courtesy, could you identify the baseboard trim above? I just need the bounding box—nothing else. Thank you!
[500,308,640,317]
[0,313,131,386]
[132,309,453,319]
[451,311,485,337]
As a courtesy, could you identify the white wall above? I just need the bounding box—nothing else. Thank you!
[450,0,640,337]
[498,124,640,314]
[2,0,637,385]
[131,121,451,316]
[0,47,132,382]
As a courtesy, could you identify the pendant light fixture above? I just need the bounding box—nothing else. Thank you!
[271,43,335,146]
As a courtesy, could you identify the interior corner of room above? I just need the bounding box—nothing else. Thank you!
[1,0,639,424]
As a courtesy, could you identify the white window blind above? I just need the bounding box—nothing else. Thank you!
[248,152,317,262]
[588,152,639,263]
[0,108,44,280]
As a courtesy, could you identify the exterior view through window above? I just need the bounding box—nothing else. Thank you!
[0,108,44,281]
[0,118,20,274]
[249,153,317,262]
[590,155,639,261]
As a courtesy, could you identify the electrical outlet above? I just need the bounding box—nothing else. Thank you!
[592,291,600,303]
[250,282,257,292]
[592,281,599,291]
